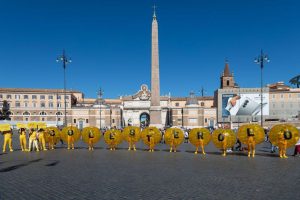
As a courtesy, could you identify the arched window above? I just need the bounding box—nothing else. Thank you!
[56,111,63,115]
[227,80,230,86]
[40,111,47,116]
[23,111,31,116]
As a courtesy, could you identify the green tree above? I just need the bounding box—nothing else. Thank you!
[0,100,11,120]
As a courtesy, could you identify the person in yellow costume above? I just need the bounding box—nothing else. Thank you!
[195,131,205,155]
[278,129,289,158]
[219,132,228,156]
[109,131,117,151]
[2,129,13,153]
[88,130,95,151]
[67,129,75,150]
[37,129,47,151]
[246,128,256,157]
[28,129,39,152]
[19,128,28,152]
[128,129,137,151]
[148,130,155,152]
[48,130,57,150]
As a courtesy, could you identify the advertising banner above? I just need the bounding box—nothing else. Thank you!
[222,93,269,117]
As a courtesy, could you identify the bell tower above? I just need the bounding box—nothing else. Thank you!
[220,60,236,89]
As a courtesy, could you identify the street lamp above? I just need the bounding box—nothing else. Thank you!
[98,88,103,130]
[254,49,270,128]
[56,49,71,127]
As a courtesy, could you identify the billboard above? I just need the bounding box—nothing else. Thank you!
[222,93,269,117]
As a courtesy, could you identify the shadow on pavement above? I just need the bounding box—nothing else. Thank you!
[0,158,42,173]
[161,149,182,153]
[45,160,60,167]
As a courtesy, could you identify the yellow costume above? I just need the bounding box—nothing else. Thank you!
[269,124,299,159]
[44,127,61,150]
[141,127,161,152]
[38,129,47,151]
[165,128,184,152]
[212,129,236,156]
[82,127,101,151]
[104,129,122,150]
[189,128,211,155]
[0,124,12,153]
[19,128,28,151]
[61,126,81,150]
[2,131,13,153]
[237,124,264,158]
[122,126,141,151]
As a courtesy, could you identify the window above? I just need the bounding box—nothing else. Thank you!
[42,118,45,121]
[58,118,61,121]
[33,102,37,108]
[188,118,197,123]
[227,80,230,86]
[23,111,30,116]
[280,94,284,99]
[74,119,77,123]
[205,118,207,123]
[56,112,63,115]
[32,95,37,99]
[86,119,89,123]
[15,95,21,99]
[24,102,28,107]
[0,94,2,99]
[24,95,28,99]
[57,95,61,100]
[201,102,205,107]
[177,118,182,122]
[25,118,28,121]
[41,102,46,108]
[7,95,11,99]
[40,111,47,115]
[49,95,53,100]
[40,95,45,100]
[65,96,69,100]
[57,103,62,108]
[175,103,179,107]
[15,102,20,107]
[66,103,69,107]
[112,119,115,123]
[49,102,54,108]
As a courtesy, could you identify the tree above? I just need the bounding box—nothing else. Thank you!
[0,100,11,120]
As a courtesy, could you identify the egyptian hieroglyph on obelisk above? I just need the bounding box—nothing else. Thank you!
[149,6,162,127]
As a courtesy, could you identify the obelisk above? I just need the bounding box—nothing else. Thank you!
[149,7,162,127]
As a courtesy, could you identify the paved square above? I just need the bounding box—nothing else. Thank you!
[0,134,299,200]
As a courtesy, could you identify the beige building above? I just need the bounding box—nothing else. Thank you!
[0,85,216,129]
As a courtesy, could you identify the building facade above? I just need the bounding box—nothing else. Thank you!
[0,85,216,129]
[215,62,300,127]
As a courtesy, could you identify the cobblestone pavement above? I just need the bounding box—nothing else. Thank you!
[0,134,299,200]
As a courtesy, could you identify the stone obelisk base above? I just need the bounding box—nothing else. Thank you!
[150,106,162,128]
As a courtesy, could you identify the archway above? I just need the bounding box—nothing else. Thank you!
[140,112,150,127]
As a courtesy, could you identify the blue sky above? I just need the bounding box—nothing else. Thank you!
[0,0,299,98]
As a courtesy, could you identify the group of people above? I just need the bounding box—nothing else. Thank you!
[1,123,300,159]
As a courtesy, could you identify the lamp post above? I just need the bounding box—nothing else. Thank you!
[56,50,71,127]
[98,88,103,130]
[254,50,270,128]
